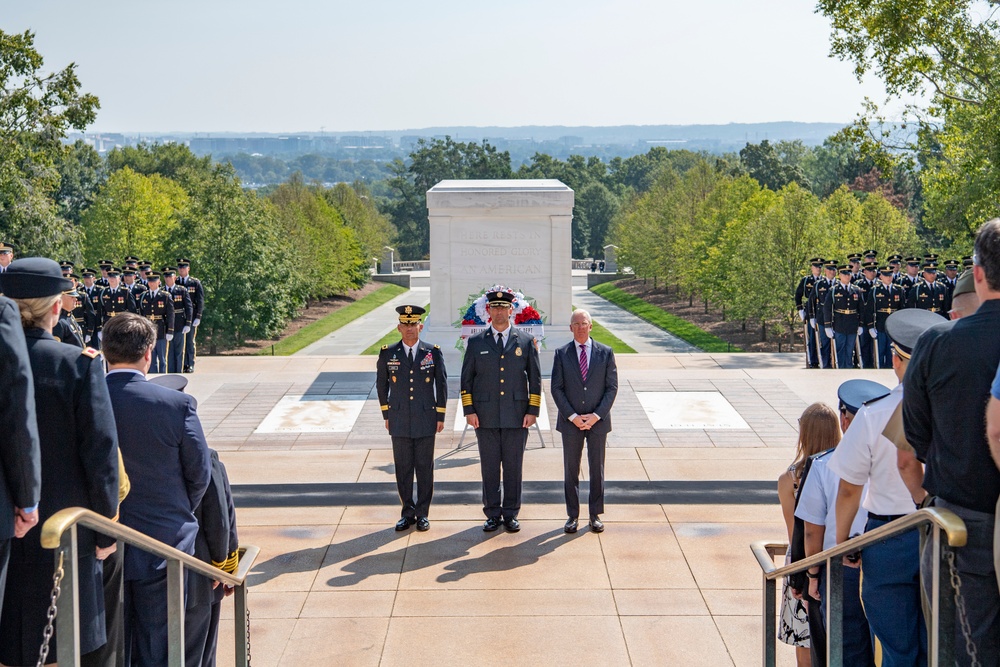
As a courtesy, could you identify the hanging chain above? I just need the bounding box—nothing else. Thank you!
[945,550,980,667]
[244,590,253,667]
[36,551,65,667]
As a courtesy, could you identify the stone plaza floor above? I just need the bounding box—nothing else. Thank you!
[188,354,895,666]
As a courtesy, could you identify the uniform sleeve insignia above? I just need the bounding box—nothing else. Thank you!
[82,347,101,359]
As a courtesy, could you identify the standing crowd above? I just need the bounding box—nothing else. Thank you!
[780,218,1000,666]
[0,256,236,666]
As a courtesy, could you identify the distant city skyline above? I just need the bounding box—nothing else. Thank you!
[4,0,906,133]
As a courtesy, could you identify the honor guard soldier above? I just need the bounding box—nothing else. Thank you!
[71,272,97,345]
[823,265,864,369]
[906,262,948,314]
[461,288,542,532]
[795,258,825,368]
[863,266,904,368]
[887,254,903,283]
[939,259,960,312]
[856,262,879,368]
[58,260,74,277]
[96,260,113,287]
[898,256,921,295]
[123,255,139,270]
[122,268,148,304]
[0,241,13,274]
[52,285,86,348]
[162,268,193,373]
[847,253,863,282]
[809,261,838,368]
[81,268,104,348]
[98,269,137,339]
[138,272,175,373]
[138,262,152,286]
[376,305,447,532]
[862,249,878,264]
[962,255,974,269]
[176,258,204,373]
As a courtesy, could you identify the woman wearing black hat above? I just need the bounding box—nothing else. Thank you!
[0,258,119,665]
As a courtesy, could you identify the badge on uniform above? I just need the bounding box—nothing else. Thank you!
[425,377,431,383]
[515,347,522,356]
[392,376,396,383]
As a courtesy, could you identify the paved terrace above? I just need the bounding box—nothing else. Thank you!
[183,354,895,666]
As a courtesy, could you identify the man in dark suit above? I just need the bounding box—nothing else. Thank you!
[102,313,212,665]
[461,288,542,532]
[0,294,41,619]
[550,309,618,533]
[376,305,448,532]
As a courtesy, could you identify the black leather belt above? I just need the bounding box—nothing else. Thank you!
[867,512,905,522]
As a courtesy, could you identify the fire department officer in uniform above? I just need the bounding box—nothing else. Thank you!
[162,268,193,373]
[376,305,447,532]
[176,259,204,373]
[137,272,174,374]
[823,265,864,369]
[98,269,137,340]
[864,266,904,368]
[809,261,838,368]
[906,262,948,314]
[461,288,542,532]
[795,258,824,368]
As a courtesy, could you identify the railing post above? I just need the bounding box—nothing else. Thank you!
[234,582,250,667]
[930,525,956,666]
[56,525,80,667]
[762,573,776,667]
[166,559,185,667]
[826,557,844,666]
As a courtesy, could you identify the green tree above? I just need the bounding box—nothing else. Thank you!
[54,139,105,225]
[325,181,394,267]
[0,29,99,256]
[82,167,187,267]
[740,140,808,191]
[576,182,620,258]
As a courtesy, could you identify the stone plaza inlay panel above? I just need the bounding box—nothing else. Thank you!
[255,395,368,433]
[635,391,751,430]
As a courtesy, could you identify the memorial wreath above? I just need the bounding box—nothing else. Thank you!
[454,284,545,350]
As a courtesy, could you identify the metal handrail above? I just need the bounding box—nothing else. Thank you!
[750,507,967,667]
[40,507,260,667]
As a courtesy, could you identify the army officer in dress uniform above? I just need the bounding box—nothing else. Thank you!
[823,265,864,369]
[863,266,904,368]
[52,284,86,348]
[461,288,542,532]
[137,272,174,374]
[906,262,949,315]
[376,305,447,531]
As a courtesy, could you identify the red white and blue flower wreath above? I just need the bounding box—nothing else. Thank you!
[453,284,545,350]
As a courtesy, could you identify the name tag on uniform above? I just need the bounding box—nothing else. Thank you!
[480,350,489,354]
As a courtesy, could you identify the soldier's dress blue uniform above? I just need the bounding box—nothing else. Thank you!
[855,268,878,368]
[863,274,904,369]
[809,270,835,368]
[795,260,823,368]
[176,262,204,372]
[99,284,137,327]
[377,336,448,525]
[461,318,542,526]
[166,280,193,373]
[906,277,948,315]
[823,272,864,369]
[138,285,175,374]
[83,282,104,348]
[53,308,86,347]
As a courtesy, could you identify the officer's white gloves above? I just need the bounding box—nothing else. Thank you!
[869,328,878,339]
[192,318,200,327]
[84,335,91,343]
[166,333,174,342]
[857,327,864,336]
[798,309,805,321]
[98,331,103,341]
[825,327,835,339]
[182,325,191,334]
[809,318,817,329]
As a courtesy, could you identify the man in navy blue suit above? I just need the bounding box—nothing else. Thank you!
[101,313,212,665]
[550,309,618,533]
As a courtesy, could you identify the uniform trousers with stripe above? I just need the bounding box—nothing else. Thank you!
[150,338,167,373]
[391,435,435,519]
[476,427,527,520]
[833,332,857,370]
[861,516,927,667]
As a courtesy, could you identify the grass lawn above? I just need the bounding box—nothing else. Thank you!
[263,283,407,356]
[588,318,636,353]
[590,282,739,353]
[361,304,432,355]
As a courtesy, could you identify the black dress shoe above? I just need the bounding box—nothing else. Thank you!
[416,517,430,531]
[564,518,578,534]
[395,517,415,531]
[589,516,604,533]
[504,517,520,532]
[483,517,501,532]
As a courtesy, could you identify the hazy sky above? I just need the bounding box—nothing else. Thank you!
[4,0,893,133]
